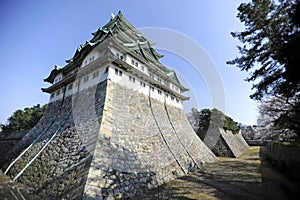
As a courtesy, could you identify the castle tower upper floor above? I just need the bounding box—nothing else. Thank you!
[42,11,189,108]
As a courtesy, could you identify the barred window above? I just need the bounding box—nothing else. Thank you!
[83,76,89,83]
[93,71,99,78]
[140,81,146,87]
[115,68,122,76]
[129,76,135,83]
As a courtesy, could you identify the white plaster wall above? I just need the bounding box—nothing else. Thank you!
[49,87,65,102]
[49,52,183,108]
[79,67,108,91]
[123,53,148,75]
[80,48,101,69]
[170,82,181,94]
[118,51,183,96]
[108,64,183,108]
[111,47,125,61]
[54,73,63,84]
[49,66,108,102]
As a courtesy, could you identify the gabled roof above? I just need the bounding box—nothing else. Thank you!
[44,11,186,88]
[167,71,181,84]
[66,11,165,67]
[44,65,62,83]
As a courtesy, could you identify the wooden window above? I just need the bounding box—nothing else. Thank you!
[150,86,154,92]
[93,71,99,78]
[51,93,54,98]
[115,68,122,76]
[68,84,73,90]
[89,56,94,62]
[135,62,138,67]
[141,65,144,71]
[83,76,89,83]
[158,90,162,95]
[140,81,145,87]
[171,96,174,101]
[129,76,135,83]
[56,89,60,96]
[131,59,135,65]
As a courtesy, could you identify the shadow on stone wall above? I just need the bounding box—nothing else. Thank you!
[83,136,158,199]
[259,147,300,199]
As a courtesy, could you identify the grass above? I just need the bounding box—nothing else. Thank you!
[239,146,260,158]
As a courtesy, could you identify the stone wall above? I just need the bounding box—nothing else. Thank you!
[1,81,107,199]
[201,127,249,157]
[266,142,300,166]
[165,104,217,166]
[83,81,216,199]
[220,129,249,157]
[1,79,216,199]
[211,136,234,157]
[265,142,300,180]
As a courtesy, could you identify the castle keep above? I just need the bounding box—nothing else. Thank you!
[1,12,216,199]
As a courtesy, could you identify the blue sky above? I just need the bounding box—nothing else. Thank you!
[0,0,257,125]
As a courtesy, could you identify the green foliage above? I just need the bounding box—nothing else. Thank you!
[0,104,48,134]
[227,0,299,100]
[191,108,240,138]
[224,116,240,135]
[229,0,300,135]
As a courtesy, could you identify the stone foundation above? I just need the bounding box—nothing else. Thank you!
[202,127,249,157]
[1,80,216,199]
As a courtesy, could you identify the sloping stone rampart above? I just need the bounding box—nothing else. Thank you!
[201,127,249,157]
[220,129,249,157]
[1,80,216,199]
[165,104,217,166]
[234,132,250,154]
[1,81,107,199]
[84,81,216,199]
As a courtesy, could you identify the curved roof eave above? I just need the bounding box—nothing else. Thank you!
[44,66,62,83]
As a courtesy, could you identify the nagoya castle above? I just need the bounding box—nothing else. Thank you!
[1,11,217,199]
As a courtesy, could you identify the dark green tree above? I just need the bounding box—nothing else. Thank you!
[224,116,240,134]
[198,109,211,131]
[228,0,300,135]
[191,108,240,139]
[227,0,299,99]
[0,104,48,134]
